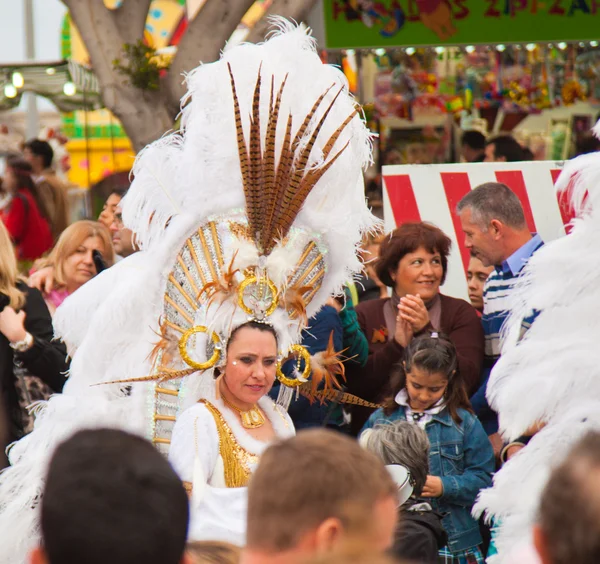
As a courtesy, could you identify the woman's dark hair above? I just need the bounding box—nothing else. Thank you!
[6,156,51,222]
[375,222,452,288]
[383,334,471,424]
[226,321,278,352]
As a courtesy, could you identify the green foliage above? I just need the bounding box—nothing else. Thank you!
[113,40,170,91]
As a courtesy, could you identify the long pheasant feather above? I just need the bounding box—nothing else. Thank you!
[272,87,344,238]
[263,112,294,253]
[260,75,288,251]
[227,63,251,218]
[291,84,334,152]
[321,108,358,161]
[248,68,263,241]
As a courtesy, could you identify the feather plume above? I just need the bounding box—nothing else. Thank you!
[149,317,179,369]
[306,332,346,398]
[297,383,381,408]
[260,74,288,251]
[248,66,264,241]
[227,63,252,230]
[265,112,294,251]
[280,285,313,325]
[96,367,197,386]
[198,251,240,308]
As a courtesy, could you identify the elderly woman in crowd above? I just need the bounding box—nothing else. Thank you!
[0,222,68,463]
[361,420,447,563]
[34,220,114,315]
[347,222,484,433]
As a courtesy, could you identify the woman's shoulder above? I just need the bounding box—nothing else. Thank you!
[364,406,405,429]
[174,401,218,431]
[356,297,388,315]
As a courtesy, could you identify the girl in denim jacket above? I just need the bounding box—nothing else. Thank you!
[362,334,494,563]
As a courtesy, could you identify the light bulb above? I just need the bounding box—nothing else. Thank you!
[465,45,476,54]
[345,49,356,56]
[591,41,598,47]
[558,42,568,50]
[435,46,445,54]
[405,47,415,56]
[375,48,386,56]
[526,43,536,52]
[46,67,56,75]
[496,44,506,52]
[12,72,24,88]
[4,84,17,98]
[63,81,76,96]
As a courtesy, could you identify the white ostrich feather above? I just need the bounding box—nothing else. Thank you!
[478,144,600,562]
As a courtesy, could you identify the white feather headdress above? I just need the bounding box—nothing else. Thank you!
[0,23,377,563]
[474,139,600,562]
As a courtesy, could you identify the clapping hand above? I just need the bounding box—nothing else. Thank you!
[394,305,414,347]
[398,294,430,333]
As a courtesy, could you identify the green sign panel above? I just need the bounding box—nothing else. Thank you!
[324,0,600,49]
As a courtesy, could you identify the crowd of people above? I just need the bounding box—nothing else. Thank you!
[0,22,598,564]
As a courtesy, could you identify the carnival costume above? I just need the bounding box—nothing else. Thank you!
[0,22,378,562]
[473,135,600,562]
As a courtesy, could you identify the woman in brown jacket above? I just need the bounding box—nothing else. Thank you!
[347,222,484,434]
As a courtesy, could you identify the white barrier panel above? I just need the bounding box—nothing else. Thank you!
[382,161,570,300]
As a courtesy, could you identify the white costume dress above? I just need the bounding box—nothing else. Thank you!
[169,390,294,545]
[0,21,377,564]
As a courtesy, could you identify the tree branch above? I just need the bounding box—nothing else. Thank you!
[246,0,319,44]
[61,0,123,89]
[112,0,153,45]
[164,0,255,115]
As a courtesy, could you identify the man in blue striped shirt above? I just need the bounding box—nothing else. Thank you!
[457,182,543,459]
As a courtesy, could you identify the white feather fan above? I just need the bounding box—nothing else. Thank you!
[475,146,600,562]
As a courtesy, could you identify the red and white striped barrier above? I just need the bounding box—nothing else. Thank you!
[382,161,572,300]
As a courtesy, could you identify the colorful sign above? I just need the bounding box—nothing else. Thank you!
[324,1,600,49]
[382,161,571,300]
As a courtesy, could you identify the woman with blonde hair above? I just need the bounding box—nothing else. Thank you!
[36,220,114,314]
[0,222,69,464]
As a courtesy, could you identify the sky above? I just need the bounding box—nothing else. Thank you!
[0,0,67,110]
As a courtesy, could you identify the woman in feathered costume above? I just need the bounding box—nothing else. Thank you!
[0,22,377,563]
[474,131,600,562]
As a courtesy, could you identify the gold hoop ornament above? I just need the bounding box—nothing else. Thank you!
[276,344,312,388]
[179,326,222,370]
[237,274,278,319]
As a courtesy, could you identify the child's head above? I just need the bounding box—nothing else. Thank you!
[360,420,430,498]
[385,334,471,423]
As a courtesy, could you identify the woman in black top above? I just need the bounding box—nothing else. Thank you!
[0,222,69,466]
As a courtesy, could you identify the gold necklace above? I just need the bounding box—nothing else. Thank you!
[221,395,266,429]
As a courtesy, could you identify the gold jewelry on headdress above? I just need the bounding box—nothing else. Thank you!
[221,395,266,429]
[178,326,222,370]
[238,272,278,319]
[276,344,312,387]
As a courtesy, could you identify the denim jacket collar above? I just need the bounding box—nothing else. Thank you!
[430,409,453,427]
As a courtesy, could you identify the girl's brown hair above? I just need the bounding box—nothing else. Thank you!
[383,334,472,424]
[48,220,115,290]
